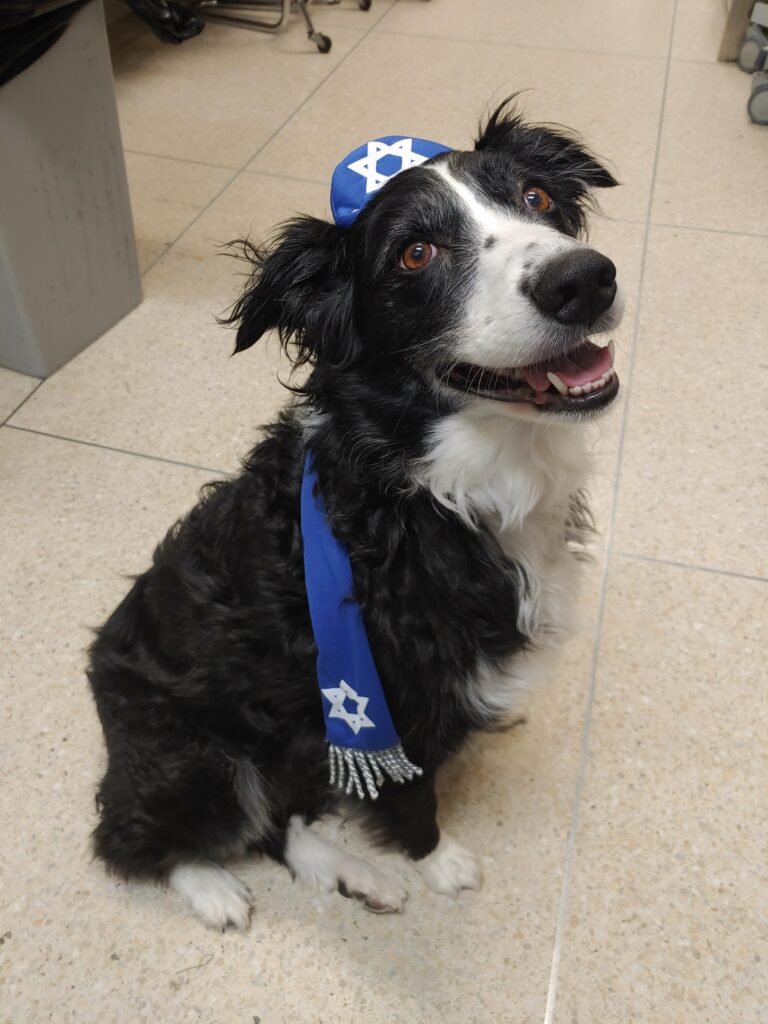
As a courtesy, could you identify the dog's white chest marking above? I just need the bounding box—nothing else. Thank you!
[417,408,592,720]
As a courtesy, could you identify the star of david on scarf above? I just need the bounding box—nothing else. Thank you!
[321,679,375,735]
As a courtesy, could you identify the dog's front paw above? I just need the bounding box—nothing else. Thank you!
[285,815,407,914]
[417,835,483,896]
[337,864,408,915]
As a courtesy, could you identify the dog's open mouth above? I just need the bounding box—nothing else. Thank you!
[444,339,619,412]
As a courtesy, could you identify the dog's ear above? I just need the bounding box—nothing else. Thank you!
[224,216,354,368]
[475,98,619,190]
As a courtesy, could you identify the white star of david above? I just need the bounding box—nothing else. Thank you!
[321,679,376,735]
[347,138,430,195]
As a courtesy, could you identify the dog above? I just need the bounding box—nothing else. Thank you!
[87,100,623,929]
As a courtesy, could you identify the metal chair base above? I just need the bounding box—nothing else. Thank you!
[193,0,346,52]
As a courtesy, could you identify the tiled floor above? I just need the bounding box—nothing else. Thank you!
[2,1,767,1021]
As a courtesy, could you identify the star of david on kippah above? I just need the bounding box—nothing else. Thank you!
[346,138,432,195]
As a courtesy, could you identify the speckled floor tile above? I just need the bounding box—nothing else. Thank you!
[651,60,768,235]
[249,32,667,223]
[671,0,727,62]
[8,174,328,472]
[123,152,233,272]
[131,171,330,328]
[112,20,365,167]
[0,425,611,1024]
[613,225,768,578]
[0,368,38,423]
[377,0,674,58]
[553,558,768,1024]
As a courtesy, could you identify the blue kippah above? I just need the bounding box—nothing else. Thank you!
[330,135,452,228]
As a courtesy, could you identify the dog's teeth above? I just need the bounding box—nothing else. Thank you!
[608,339,615,362]
[582,382,594,394]
[546,372,569,396]
[569,385,584,396]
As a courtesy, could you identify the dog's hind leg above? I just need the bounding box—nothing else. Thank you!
[93,750,270,930]
[169,861,252,931]
[283,815,407,913]
[167,761,275,930]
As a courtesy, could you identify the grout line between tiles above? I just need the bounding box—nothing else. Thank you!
[124,149,240,172]
[1,379,44,428]
[648,220,768,241]
[4,424,228,477]
[615,551,768,585]
[372,25,668,63]
[542,2,680,1022]
[138,0,394,278]
[109,27,151,56]
[108,11,155,56]
[140,184,236,279]
[241,166,336,186]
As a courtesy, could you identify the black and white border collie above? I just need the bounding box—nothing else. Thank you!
[88,101,623,929]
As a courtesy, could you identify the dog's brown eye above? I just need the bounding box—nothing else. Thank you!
[523,187,554,213]
[401,241,437,271]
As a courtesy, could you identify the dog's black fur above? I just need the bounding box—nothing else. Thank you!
[89,417,527,874]
[88,101,618,907]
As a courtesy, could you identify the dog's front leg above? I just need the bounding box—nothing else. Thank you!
[365,772,483,897]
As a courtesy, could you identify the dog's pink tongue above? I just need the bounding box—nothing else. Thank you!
[523,342,613,392]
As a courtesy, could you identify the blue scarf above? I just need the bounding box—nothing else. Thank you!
[301,453,422,800]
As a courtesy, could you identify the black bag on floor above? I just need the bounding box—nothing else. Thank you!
[122,0,204,43]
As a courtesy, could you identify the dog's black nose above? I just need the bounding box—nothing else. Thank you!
[531,250,617,326]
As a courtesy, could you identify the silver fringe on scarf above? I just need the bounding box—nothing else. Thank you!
[328,742,423,800]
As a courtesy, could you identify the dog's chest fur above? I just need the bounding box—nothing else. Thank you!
[417,410,591,720]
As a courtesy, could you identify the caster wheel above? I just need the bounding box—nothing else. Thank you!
[359,0,372,9]
[748,71,768,124]
[738,25,767,73]
[313,32,332,53]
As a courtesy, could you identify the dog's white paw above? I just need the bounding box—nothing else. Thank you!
[170,862,252,931]
[417,835,483,896]
[336,859,408,914]
[285,815,407,914]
